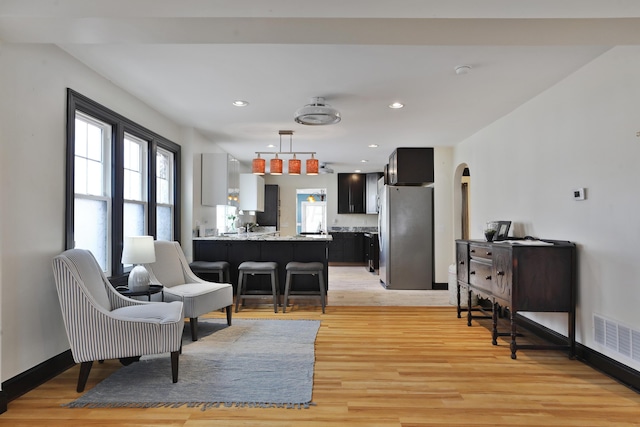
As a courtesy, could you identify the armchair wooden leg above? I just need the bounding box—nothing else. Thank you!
[77,361,93,392]
[170,350,179,383]
[226,305,232,326]
[190,317,198,341]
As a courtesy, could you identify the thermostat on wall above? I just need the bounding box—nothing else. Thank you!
[573,188,586,200]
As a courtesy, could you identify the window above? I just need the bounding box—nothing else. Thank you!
[123,133,149,240]
[66,89,181,282]
[156,147,175,241]
[73,112,112,274]
[301,202,327,233]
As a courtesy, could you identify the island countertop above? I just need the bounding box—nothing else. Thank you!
[193,233,332,241]
[193,235,330,294]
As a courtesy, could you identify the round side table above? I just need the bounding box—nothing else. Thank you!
[117,284,164,301]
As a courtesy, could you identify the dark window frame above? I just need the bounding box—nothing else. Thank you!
[66,89,181,284]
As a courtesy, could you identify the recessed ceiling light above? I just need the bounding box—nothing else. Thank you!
[368,144,379,148]
[232,100,249,107]
[361,159,368,163]
[355,169,362,173]
[267,144,276,148]
[389,102,404,109]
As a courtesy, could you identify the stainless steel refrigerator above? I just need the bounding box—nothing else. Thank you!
[378,181,434,290]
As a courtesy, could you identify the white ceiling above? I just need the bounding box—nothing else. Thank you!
[3,1,640,173]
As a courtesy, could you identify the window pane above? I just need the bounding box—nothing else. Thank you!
[123,169,142,200]
[74,197,109,273]
[123,201,145,238]
[124,134,147,202]
[87,123,103,161]
[86,159,103,196]
[156,149,172,205]
[157,205,173,241]
[74,119,87,157]
[74,157,87,194]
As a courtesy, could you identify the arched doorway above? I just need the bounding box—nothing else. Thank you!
[453,164,471,240]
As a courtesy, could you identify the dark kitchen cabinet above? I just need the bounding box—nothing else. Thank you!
[388,147,434,185]
[364,232,379,272]
[329,232,365,263]
[365,172,383,214]
[256,184,279,228]
[193,238,329,295]
[338,173,365,214]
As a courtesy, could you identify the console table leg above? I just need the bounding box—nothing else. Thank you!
[457,282,462,318]
[467,290,473,326]
[492,301,498,345]
[510,309,518,359]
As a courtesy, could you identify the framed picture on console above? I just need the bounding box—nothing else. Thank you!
[495,221,512,241]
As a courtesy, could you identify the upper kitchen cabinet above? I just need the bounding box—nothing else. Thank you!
[388,147,434,186]
[338,172,383,214]
[338,173,365,214]
[256,184,279,228]
[201,153,239,207]
[365,172,383,214]
[239,174,265,212]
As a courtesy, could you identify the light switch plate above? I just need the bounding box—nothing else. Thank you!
[573,188,586,200]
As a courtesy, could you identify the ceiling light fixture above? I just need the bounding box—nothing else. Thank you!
[368,144,379,148]
[294,97,341,126]
[389,102,404,109]
[232,100,249,107]
[253,130,319,175]
[455,65,471,75]
[252,153,265,175]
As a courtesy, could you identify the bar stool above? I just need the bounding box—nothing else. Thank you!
[235,261,279,313]
[283,261,326,314]
[189,261,230,283]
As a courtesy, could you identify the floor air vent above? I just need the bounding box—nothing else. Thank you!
[594,314,640,362]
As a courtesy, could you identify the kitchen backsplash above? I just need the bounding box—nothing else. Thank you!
[330,226,378,233]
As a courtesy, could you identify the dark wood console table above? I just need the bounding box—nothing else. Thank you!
[456,239,576,359]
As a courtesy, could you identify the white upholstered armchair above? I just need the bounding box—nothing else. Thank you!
[52,249,184,392]
[145,240,233,341]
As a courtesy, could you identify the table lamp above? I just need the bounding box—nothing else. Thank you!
[121,236,156,291]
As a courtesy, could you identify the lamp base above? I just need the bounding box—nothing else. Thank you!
[128,265,150,292]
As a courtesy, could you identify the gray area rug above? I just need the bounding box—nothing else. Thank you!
[65,319,321,410]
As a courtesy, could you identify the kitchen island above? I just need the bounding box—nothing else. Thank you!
[193,234,332,296]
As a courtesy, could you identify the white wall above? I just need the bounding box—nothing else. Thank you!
[0,44,187,381]
[453,46,640,371]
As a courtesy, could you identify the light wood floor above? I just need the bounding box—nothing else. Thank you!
[2,267,639,426]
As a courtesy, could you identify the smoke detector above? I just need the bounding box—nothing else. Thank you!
[294,97,341,126]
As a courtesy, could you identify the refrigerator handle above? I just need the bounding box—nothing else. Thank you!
[377,197,384,253]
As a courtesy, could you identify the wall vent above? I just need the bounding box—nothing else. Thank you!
[594,314,640,362]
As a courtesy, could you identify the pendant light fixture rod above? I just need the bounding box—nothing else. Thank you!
[255,151,316,155]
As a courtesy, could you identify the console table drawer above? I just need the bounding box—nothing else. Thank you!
[469,244,493,261]
[469,260,492,294]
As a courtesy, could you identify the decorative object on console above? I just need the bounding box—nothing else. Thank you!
[294,96,341,125]
[253,130,318,175]
[121,236,156,291]
[484,221,498,242]
[495,220,512,241]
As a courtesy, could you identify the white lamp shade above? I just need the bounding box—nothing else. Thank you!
[121,236,156,264]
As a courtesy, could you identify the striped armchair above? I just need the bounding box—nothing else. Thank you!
[145,241,233,341]
[52,249,184,392]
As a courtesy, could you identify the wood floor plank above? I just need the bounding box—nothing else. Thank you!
[1,305,639,426]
